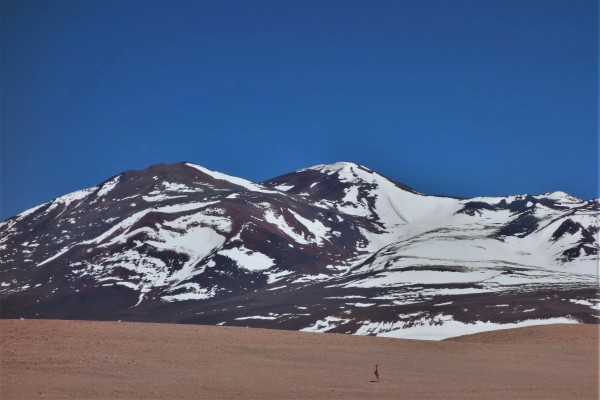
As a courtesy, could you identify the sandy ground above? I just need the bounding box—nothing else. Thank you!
[1,320,598,400]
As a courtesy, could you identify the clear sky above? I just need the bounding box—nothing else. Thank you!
[1,0,597,220]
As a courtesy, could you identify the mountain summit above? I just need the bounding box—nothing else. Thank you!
[1,162,598,339]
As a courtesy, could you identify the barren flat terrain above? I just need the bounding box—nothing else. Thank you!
[1,320,598,399]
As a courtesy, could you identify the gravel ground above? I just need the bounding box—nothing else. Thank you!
[1,320,598,399]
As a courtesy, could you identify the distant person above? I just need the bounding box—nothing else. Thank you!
[374,364,380,382]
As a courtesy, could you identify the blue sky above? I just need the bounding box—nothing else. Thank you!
[1,0,597,219]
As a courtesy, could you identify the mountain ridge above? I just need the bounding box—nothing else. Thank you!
[8,161,593,222]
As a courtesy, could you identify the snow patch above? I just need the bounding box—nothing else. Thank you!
[289,210,329,245]
[162,283,215,302]
[264,210,310,245]
[97,177,120,197]
[569,299,600,310]
[235,315,278,320]
[185,163,277,194]
[301,316,351,333]
[293,274,330,283]
[356,315,577,340]
[266,270,293,284]
[219,246,275,271]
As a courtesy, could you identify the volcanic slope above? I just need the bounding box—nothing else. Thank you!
[1,162,598,339]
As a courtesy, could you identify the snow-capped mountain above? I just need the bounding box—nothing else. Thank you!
[1,162,598,339]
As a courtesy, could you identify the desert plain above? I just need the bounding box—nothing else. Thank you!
[0,319,598,399]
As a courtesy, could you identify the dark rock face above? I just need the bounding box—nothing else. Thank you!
[1,162,598,339]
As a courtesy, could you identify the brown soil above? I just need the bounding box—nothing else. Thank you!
[1,320,598,399]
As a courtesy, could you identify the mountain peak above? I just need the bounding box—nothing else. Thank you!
[299,161,370,174]
[541,191,582,203]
